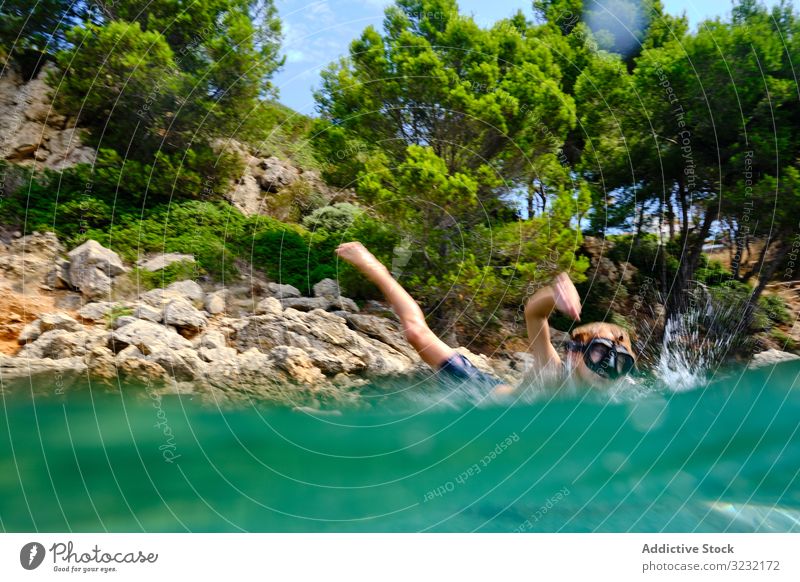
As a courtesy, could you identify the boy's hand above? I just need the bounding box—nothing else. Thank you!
[552,272,581,321]
[336,241,384,273]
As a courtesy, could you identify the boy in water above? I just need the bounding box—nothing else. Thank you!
[336,242,635,394]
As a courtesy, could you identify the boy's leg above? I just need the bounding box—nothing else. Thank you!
[336,242,455,369]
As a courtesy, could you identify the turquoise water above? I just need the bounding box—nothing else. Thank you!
[1,362,799,532]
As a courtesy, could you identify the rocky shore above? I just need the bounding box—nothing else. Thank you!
[0,231,523,407]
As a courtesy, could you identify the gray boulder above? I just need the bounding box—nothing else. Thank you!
[271,345,326,384]
[78,301,121,322]
[204,289,229,314]
[18,327,108,360]
[313,278,340,298]
[111,315,138,329]
[197,345,238,363]
[266,282,301,299]
[196,330,228,350]
[279,297,330,312]
[44,257,71,290]
[137,253,195,272]
[0,353,87,389]
[146,347,207,381]
[110,319,192,354]
[255,297,283,316]
[233,307,410,376]
[18,320,43,344]
[39,312,83,333]
[749,349,800,369]
[252,156,300,192]
[18,312,84,345]
[133,303,163,323]
[139,288,186,308]
[329,296,360,312]
[342,313,418,360]
[163,299,207,332]
[67,240,126,300]
[166,280,204,303]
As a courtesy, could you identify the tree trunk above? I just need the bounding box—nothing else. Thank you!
[678,178,689,242]
[636,201,645,237]
[666,193,675,239]
[527,187,534,220]
[665,203,715,322]
[742,242,790,332]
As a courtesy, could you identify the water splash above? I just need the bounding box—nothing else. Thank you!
[653,283,752,392]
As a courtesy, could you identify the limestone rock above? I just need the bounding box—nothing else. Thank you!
[146,347,207,382]
[67,240,126,300]
[139,288,186,308]
[111,315,138,330]
[255,297,283,316]
[44,257,71,289]
[0,231,65,285]
[232,313,286,353]
[39,312,82,333]
[18,320,43,344]
[166,279,204,303]
[137,253,195,272]
[204,290,228,314]
[266,282,301,299]
[85,346,118,381]
[252,156,300,192]
[198,345,238,363]
[749,349,800,369]
[226,172,264,216]
[116,355,168,384]
[279,297,329,312]
[0,63,92,171]
[18,329,99,359]
[133,303,163,323]
[271,345,326,384]
[329,296,359,312]
[313,278,340,298]
[109,319,192,354]
[78,301,120,322]
[342,313,419,360]
[163,299,207,332]
[196,330,228,350]
[0,353,87,389]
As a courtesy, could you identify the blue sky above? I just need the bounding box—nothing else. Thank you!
[272,0,788,114]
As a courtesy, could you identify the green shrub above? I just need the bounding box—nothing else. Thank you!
[696,257,732,286]
[132,261,203,290]
[251,222,315,293]
[760,293,792,326]
[104,305,134,329]
[302,203,363,232]
[770,328,798,352]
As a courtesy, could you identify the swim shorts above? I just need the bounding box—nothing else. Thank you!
[437,352,505,389]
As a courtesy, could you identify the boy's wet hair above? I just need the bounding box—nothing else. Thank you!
[570,322,635,360]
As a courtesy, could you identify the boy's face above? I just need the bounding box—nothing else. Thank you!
[570,332,629,388]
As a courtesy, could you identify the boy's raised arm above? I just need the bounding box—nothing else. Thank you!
[524,273,582,370]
